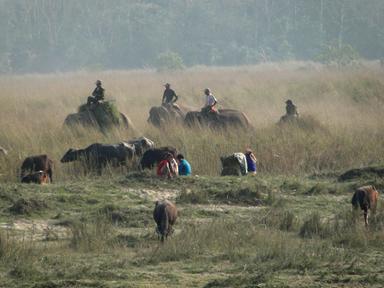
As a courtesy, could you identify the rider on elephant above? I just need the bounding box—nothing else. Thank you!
[285,99,299,118]
[162,83,181,115]
[201,88,218,118]
[87,80,105,106]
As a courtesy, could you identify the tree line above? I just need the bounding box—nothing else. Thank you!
[0,0,383,73]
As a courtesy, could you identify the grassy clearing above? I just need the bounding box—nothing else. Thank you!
[0,174,383,287]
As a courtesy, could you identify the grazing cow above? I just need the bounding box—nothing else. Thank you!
[21,171,49,184]
[220,153,248,176]
[352,185,379,226]
[153,200,178,242]
[127,137,155,157]
[139,147,177,170]
[20,154,53,183]
[61,142,135,173]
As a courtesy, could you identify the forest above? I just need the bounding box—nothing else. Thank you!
[0,0,383,73]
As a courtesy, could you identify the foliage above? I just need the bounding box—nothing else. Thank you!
[155,51,185,71]
[78,101,121,130]
[316,42,360,67]
[0,1,384,72]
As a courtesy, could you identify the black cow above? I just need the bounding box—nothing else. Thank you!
[61,142,135,173]
[139,147,177,170]
[20,154,53,183]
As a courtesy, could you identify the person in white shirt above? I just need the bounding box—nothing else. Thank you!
[202,88,218,115]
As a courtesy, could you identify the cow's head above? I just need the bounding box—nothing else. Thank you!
[37,171,48,184]
[60,148,77,163]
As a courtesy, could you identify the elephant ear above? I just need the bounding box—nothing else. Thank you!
[220,157,225,164]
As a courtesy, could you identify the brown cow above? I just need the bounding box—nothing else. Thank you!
[20,154,53,183]
[21,171,49,184]
[352,185,379,226]
[153,200,178,242]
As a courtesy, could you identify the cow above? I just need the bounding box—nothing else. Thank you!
[153,200,178,242]
[21,170,49,184]
[220,153,248,176]
[139,147,177,170]
[352,185,379,226]
[60,142,135,173]
[20,154,53,183]
[127,137,155,157]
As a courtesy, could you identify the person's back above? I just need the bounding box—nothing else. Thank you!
[245,150,257,174]
[285,100,298,117]
[178,157,191,176]
[157,159,170,178]
[92,86,105,101]
[157,153,176,179]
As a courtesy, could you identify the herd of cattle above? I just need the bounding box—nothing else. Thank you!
[0,137,381,240]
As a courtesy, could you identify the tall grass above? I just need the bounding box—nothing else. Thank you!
[0,63,384,181]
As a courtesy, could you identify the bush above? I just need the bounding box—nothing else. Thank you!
[299,212,325,238]
[78,101,121,130]
[68,216,117,252]
[9,197,48,215]
[155,51,185,71]
[315,42,360,67]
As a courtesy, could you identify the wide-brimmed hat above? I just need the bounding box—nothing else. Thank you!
[95,80,102,85]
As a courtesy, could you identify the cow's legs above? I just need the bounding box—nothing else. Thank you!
[364,208,368,226]
[48,168,53,183]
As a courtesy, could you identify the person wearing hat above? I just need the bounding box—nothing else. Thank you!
[285,99,299,117]
[87,80,105,105]
[162,83,178,106]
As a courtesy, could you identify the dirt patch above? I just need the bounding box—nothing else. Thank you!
[0,219,68,241]
[127,188,180,202]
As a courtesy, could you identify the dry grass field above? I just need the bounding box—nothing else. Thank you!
[0,61,384,179]
[0,62,384,287]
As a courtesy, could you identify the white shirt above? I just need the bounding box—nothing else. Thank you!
[205,93,217,106]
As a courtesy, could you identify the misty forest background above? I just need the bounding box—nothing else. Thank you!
[0,0,384,73]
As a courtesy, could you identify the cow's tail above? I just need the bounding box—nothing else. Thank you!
[351,191,359,209]
[160,208,169,242]
[19,159,28,181]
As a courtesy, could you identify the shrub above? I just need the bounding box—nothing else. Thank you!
[78,101,121,130]
[315,42,360,67]
[9,197,48,215]
[68,216,117,251]
[155,51,185,71]
[299,212,325,238]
